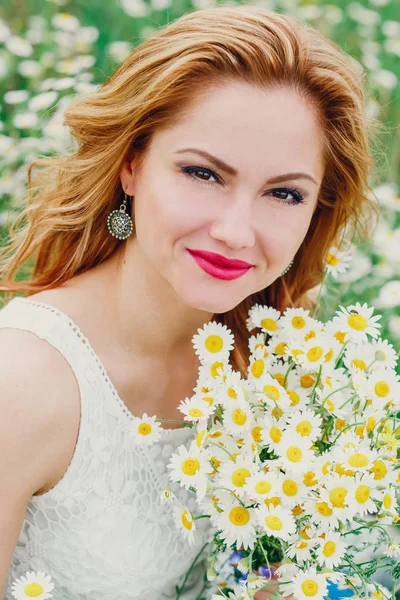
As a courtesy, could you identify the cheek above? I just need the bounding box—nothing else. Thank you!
[257,206,315,257]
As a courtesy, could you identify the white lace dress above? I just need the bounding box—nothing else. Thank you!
[1,297,213,600]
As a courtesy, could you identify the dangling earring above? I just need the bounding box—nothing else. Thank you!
[280,258,294,277]
[107,193,134,240]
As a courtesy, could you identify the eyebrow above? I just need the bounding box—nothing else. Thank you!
[174,148,319,186]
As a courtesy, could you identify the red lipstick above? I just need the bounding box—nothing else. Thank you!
[187,249,254,281]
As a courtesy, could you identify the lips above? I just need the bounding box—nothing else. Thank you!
[187,249,253,269]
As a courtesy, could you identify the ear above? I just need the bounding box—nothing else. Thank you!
[120,150,137,196]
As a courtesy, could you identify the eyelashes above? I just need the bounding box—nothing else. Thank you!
[179,165,306,206]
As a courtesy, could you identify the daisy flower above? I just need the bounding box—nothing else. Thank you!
[315,531,346,568]
[279,307,317,340]
[285,408,322,443]
[173,505,196,545]
[255,373,291,410]
[259,416,287,450]
[278,472,307,508]
[333,302,382,343]
[217,454,256,497]
[296,335,333,370]
[284,567,328,600]
[256,505,297,540]
[243,470,281,502]
[178,395,214,422]
[167,444,209,494]
[248,346,271,381]
[365,366,400,409]
[265,333,290,362]
[308,497,338,531]
[287,537,319,564]
[223,399,253,436]
[213,497,258,551]
[248,332,271,358]
[325,245,353,278]
[11,571,55,600]
[275,432,316,474]
[369,458,397,486]
[128,413,162,446]
[192,322,234,363]
[380,488,398,516]
[370,338,399,371]
[334,441,378,474]
[347,473,379,517]
[247,304,281,334]
[343,342,375,372]
[217,371,248,408]
[321,473,353,516]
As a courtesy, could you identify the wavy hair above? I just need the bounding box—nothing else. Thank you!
[0,4,381,376]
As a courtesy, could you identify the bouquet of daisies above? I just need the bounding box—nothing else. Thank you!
[159,300,400,600]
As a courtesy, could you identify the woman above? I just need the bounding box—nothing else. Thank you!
[0,4,379,599]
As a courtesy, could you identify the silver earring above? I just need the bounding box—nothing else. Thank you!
[280,258,294,277]
[107,193,134,240]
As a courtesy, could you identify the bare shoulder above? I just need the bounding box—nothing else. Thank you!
[0,326,81,497]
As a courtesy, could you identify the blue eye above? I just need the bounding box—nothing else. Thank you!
[180,165,305,206]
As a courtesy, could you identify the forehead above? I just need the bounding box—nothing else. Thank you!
[152,81,325,183]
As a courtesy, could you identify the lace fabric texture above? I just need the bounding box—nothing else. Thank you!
[1,297,212,600]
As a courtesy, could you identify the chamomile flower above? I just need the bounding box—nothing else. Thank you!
[325,245,352,278]
[276,432,316,474]
[255,373,291,414]
[285,409,322,443]
[248,332,271,358]
[321,474,353,516]
[334,441,378,473]
[217,454,256,497]
[248,346,271,381]
[173,505,196,545]
[256,505,297,540]
[243,470,281,502]
[333,302,382,343]
[370,338,399,371]
[260,416,287,450]
[278,472,307,508]
[286,567,328,600]
[365,367,400,409]
[296,335,333,369]
[178,395,214,422]
[247,304,281,334]
[315,532,346,568]
[167,444,209,494]
[217,371,248,408]
[347,473,379,517]
[192,322,234,363]
[369,458,397,486]
[128,413,162,446]
[308,497,337,531]
[287,537,318,564]
[343,342,375,372]
[223,399,253,435]
[279,307,317,340]
[213,498,258,550]
[380,488,398,516]
[11,571,54,600]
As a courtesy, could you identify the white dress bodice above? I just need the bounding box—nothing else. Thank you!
[1,297,212,600]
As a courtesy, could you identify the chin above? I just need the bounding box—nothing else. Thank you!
[180,288,245,315]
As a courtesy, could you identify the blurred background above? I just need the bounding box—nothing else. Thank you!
[0,0,399,365]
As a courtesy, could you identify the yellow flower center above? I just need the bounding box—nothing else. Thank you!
[228,387,237,399]
[335,418,346,431]
[323,541,337,557]
[292,504,304,516]
[251,426,263,443]
[305,330,317,341]
[292,316,306,329]
[352,358,367,370]
[355,484,370,503]
[272,407,283,419]
[366,416,376,432]
[304,471,317,487]
[182,458,200,476]
[229,506,250,526]
[210,361,224,377]
[210,456,220,470]
[264,496,280,508]
[348,313,368,331]
[300,374,315,388]
[296,420,313,437]
[261,317,278,331]
[251,359,264,378]
[138,423,152,436]
[282,479,298,496]
[335,331,347,344]
[231,468,251,487]
[255,480,272,495]
[209,430,223,438]
[296,541,309,549]
[181,510,193,530]
[270,426,282,443]
[322,461,331,475]
[316,501,332,516]
[324,348,334,362]
[264,515,283,531]
[383,494,392,509]
[205,334,223,353]
[375,381,389,397]
[327,252,339,265]
[24,583,44,597]
[329,487,348,508]
[288,389,300,406]
[232,409,247,426]
[348,453,369,468]
[264,385,280,401]
[370,460,387,480]
[301,580,319,596]
[307,346,323,362]
[196,430,206,447]
[274,342,287,356]
[189,408,203,418]
[202,396,214,406]
[325,399,334,412]
[274,373,285,386]
[286,446,303,463]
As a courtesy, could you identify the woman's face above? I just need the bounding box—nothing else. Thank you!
[120,81,324,314]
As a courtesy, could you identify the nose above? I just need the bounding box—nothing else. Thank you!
[209,196,256,250]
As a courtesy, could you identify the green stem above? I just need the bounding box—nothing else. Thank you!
[311,269,329,320]
[176,542,209,600]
